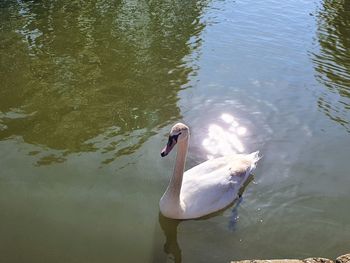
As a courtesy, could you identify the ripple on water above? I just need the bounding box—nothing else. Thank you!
[311,0,350,132]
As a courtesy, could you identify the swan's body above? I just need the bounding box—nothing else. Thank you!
[160,123,260,219]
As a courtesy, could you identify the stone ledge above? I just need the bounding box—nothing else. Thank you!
[336,254,350,263]
[231,253,350,263]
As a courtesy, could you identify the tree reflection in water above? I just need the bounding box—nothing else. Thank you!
[311,0,350,132]
[0,0,208,165]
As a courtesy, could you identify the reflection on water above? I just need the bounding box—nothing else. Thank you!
[312,0,350,132]
[202,113,247,159]
[228,196,243,231]
[0,0,207,165]
[159,214,182,263]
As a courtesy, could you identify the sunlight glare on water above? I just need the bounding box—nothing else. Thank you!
[202,113,246,159]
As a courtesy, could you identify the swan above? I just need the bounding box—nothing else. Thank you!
[160,123,260,219]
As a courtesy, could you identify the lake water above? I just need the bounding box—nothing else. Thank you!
[1,0,350,262]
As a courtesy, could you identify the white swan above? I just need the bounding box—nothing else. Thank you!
[160,123,260,219]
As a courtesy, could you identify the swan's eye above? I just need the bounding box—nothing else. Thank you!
[173,133,181,142]
[169,132,181,143]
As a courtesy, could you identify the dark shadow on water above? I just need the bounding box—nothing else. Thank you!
[228,196,243,231]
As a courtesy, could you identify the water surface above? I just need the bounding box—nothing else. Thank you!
[1,0,350,262]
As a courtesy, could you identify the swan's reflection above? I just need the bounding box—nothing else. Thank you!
[159,213,182,263]
[202,113,247,160]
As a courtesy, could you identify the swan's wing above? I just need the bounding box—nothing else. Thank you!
[185,152,259,179]
[180,158,240,218]
[180,153,259,218]
[181,166,237,218]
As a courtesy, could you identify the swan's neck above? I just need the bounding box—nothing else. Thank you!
[164,137,189,205]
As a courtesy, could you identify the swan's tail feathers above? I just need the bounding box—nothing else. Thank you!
[236,151,260,195]
[248,151,261,172]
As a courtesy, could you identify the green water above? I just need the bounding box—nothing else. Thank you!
[1,0,350,262]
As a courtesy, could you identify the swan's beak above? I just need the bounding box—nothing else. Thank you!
[161,136,177,157]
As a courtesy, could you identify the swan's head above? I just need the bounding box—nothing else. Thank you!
[161,123,190,157]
